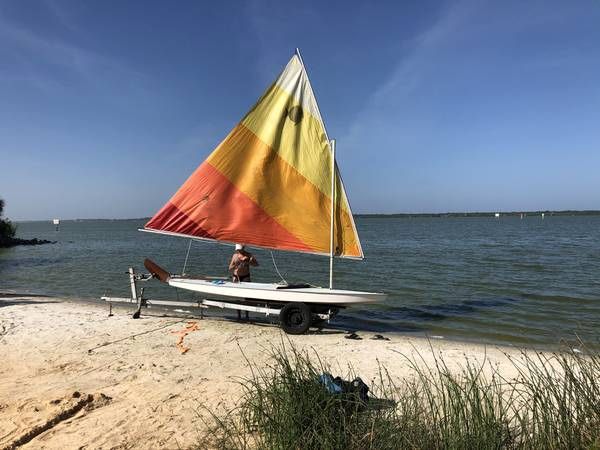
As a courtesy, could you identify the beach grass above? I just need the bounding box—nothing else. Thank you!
[197,340,600,450]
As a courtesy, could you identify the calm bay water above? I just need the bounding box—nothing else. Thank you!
[1,216,599,348]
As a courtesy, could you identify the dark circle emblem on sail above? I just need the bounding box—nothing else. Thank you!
[287,105,303,124]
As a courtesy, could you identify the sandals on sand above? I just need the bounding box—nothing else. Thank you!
[371,334,390,341]
[344,332,362,340]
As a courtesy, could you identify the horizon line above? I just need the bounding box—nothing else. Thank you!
[11,209,600,222]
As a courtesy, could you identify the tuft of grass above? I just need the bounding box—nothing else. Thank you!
[508,347,600,449]
[197,341,600,450]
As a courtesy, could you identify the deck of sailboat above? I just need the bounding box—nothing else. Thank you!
[168,277,384,305]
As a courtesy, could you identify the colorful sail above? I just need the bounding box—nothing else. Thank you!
[144,52,363,259]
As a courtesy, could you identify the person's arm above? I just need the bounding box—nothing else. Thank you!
[249,254,259,266]
[228,254,238,271]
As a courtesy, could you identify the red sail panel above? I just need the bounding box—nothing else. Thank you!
[145,161,313,252]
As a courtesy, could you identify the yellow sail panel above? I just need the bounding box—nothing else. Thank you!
[146,52,363,259]
[240,56,346,205]
[240,83,338,203]
[207,123,361,256]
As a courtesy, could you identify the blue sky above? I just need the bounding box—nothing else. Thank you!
[1,0,599,220]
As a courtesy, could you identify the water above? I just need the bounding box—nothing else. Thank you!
[1,216,599,348]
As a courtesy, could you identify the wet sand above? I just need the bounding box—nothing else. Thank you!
[1,295,526,449]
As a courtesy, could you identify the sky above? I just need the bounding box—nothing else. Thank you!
[0,0,599,220]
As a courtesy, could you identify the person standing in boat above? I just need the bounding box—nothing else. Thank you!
[229,244,259,282]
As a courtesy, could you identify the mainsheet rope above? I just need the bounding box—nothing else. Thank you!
[182,239,193,275]
[270,251,287,285]
[180,239,288,285]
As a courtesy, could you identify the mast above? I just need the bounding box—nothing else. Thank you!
[329,139,336,289]
[295,48,332,142]
[296,49,337,288]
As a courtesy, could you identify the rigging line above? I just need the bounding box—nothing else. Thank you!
[182,239,193,275]
[270,251,287,285]
[86,320,185,354]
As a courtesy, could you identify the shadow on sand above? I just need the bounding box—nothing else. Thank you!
[0,293,57,308]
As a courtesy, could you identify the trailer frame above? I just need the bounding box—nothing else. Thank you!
[101,267,338,330]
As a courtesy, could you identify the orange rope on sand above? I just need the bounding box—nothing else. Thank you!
[170,321,199,354]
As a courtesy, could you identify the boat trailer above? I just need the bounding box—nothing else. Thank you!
[101,267,338,334]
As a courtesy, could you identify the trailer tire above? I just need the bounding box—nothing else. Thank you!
[279,303,311,335]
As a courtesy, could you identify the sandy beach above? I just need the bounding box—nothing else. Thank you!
[1,295,529,449]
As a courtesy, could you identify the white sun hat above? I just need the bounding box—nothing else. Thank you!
[235,243,245,250]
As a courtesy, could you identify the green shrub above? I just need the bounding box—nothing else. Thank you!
[0,198,17,243]
[0,218,16,239]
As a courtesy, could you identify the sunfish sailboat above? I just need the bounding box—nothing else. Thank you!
[142,49,386,333]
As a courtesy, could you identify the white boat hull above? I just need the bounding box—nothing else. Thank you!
[168,277,386,306]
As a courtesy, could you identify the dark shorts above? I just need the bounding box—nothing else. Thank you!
[233,274,251,282]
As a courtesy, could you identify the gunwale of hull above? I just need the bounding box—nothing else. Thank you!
[167,277,386,306]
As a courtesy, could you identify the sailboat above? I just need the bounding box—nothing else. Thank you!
[142,49,386,333]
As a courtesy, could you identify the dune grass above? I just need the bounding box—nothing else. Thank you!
[197,341,600,449]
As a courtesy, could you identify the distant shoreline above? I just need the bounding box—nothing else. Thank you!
[12,210,600,222]
[0,237,56,248]
[356,210,600,218]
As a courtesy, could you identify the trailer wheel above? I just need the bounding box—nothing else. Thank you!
[279,302,311,335]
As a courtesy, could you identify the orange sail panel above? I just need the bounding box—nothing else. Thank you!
[145,54,363,259]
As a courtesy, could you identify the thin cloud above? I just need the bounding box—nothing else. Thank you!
[376,3,472,103]
[42,0,80,33]
[343,0,596,148]
[343,0,475,147]
[0,9,151,98]
[245,0,322,84]
[177,123,224,160]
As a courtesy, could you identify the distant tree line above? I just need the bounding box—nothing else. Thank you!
[356,210,600,218]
